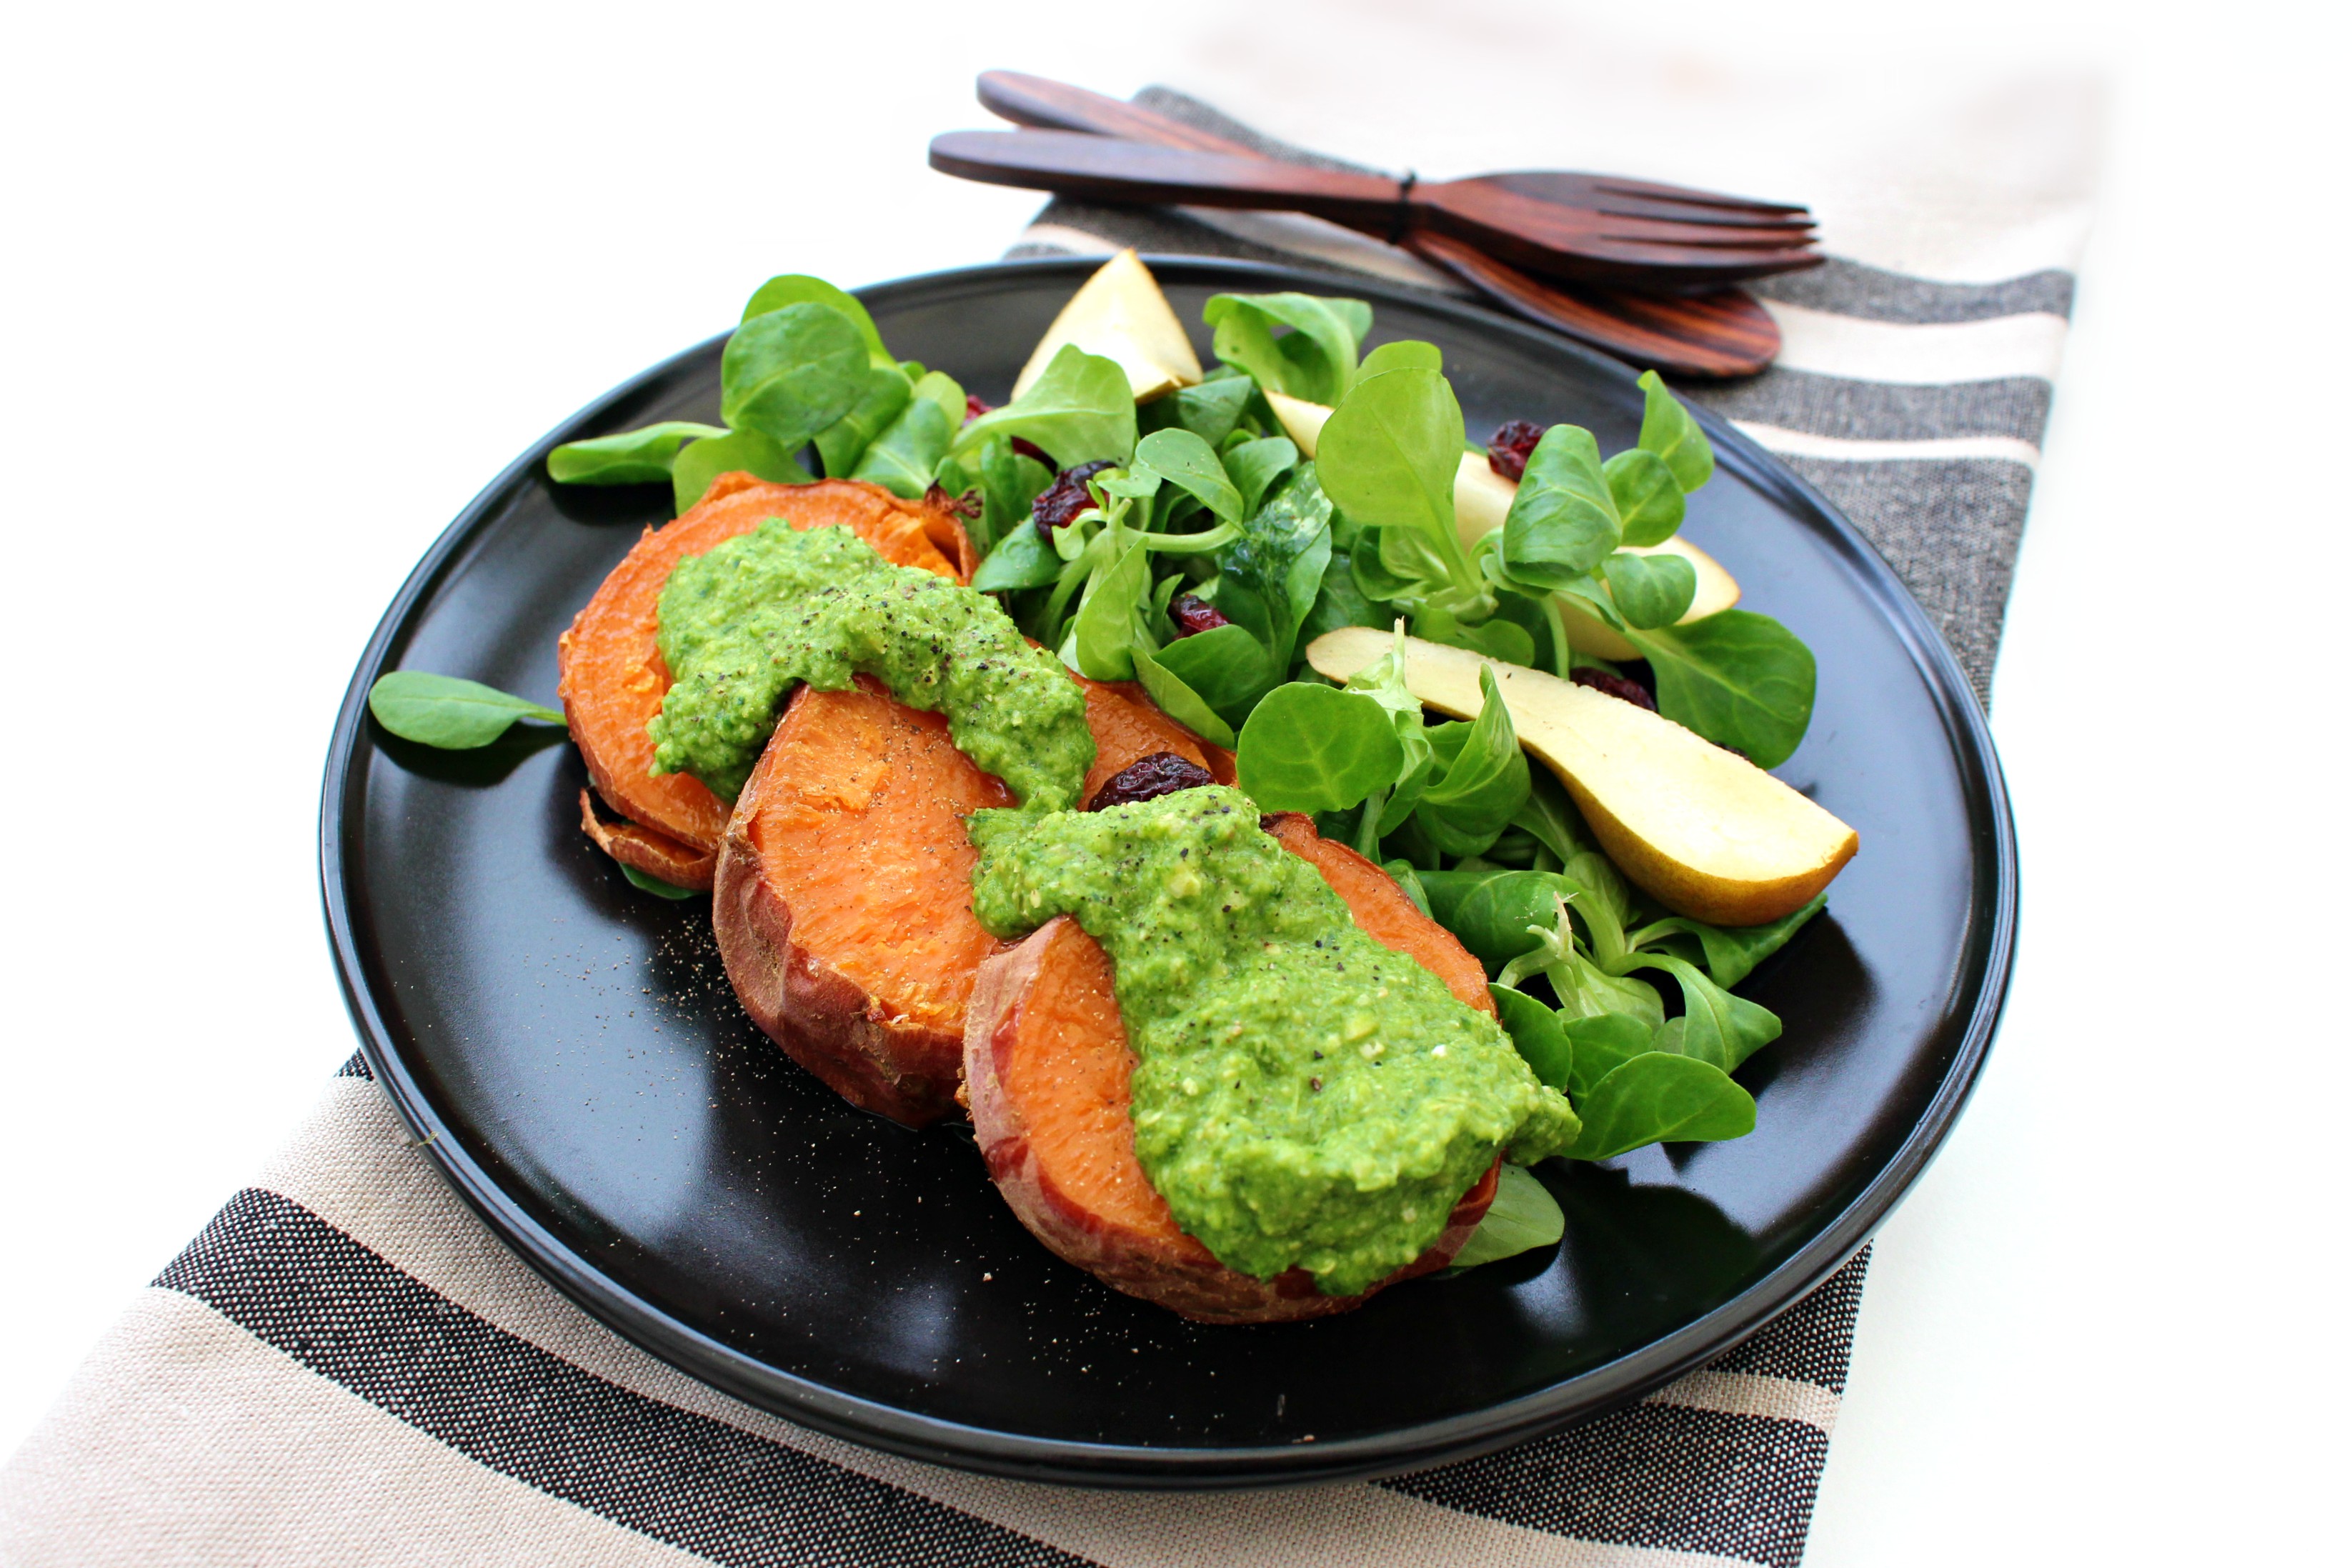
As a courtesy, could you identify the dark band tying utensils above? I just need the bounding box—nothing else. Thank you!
[1390,171,1418,244]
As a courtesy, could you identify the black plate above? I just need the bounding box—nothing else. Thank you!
[322,257,2013,1487]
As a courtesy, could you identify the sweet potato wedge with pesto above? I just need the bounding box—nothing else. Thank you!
[712,675,1222,1127]
[962,814,1500,1323]
[557,474,974,889]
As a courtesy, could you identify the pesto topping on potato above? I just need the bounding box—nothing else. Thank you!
[649,521,1092,805]
[969,787,1575,1297]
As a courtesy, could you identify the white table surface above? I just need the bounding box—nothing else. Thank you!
[3,2,2344,1561]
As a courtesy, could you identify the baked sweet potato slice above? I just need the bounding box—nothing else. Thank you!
[964,819,1501,1323]
[713,674,1221,1127]
[557,474,973,889]
[578,788,715,889]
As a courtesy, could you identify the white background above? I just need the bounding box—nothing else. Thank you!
[2,1,2346,1561]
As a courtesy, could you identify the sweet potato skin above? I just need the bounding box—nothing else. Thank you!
[578,788,715,888]
[712,674,1223,1127]
[964,824,1502,1324]
[558,474,972,889]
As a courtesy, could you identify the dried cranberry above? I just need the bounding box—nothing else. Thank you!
[1169,593,1231,637]
[1487,419,1549,482]
[1032,459,1116,533]
[1570,666,1658,712]
[964,395,1055,469]
[1085,751,1217,812]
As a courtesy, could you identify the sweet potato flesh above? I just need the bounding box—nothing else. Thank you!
[557,475,971,884]
[1010,921,1177,1241]
[982,824,1498,1318]
[745,680,1017,1037]
[723,673,1220,1118]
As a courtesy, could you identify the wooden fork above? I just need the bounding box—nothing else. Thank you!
[965,72,1790,377]
[932,120,1818,295]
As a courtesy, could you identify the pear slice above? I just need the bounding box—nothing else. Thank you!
[1265,391,1738,659]
[1265,389,1332,454]
[1014,249,1203,404]
[1305,627,1856,926]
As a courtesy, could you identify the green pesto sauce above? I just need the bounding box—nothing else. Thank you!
[970,787,1575,1297]
[648,522,1093,806]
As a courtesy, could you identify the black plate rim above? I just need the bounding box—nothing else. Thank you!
[319,254,2017,1488]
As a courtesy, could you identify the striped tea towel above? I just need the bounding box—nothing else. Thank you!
[0,74,2091,1568]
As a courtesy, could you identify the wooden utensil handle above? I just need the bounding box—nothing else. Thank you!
[930,130,1407,229]
[977,71,1258,155]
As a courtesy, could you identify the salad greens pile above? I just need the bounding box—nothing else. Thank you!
[544,273,1830,1169]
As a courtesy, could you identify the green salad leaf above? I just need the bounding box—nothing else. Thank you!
[1070,536,1155,681]
[1501,424,1619,589]
[1202,291,1369,404]
[1628,611,1817,769]
[669,429,812,514]
[1235,684,1401,812]
[1131,643,1239,749]
[368,672,564,749]
[970,516,1060,592]
[1623,953,1783,1073]
[1560,1014,1654,1102]
[1638,894,1827,988]
[1446,1164,1566,1271]
[1603,446,1685,546]
[952,344,1136,467]
[1563,1053,1754,1160]
[739,274,890,364]
[849,394,953,498]
[1317,368,1488,618]
[1490,984,1574,1092]
[547,421,727,486]
[1360,339,1442,376]
[1429,870,1568,970]
[1412,666,1531,857]
[620,864,701,900]
[719,301,868,449]
[1298,552,1389,645]
[1413,605,1536,666]
[812,364,913,479]
[909,369,967,434]
[1601,551,1699,630]
[1222,436,1300,518]
[1637,368,1714,494]
[1149,624,1275,730]
[1142,375,1254,446]
[977,439,1055,556]
[1131,428,1243,522]
[1212,462,1333,677]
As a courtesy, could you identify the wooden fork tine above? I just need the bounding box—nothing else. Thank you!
[1567,234,1821,277]
[1565,211,1818,249]
[1587,174,1813,217]
[1588,196,1818,233]
[1594,219,1817,249]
